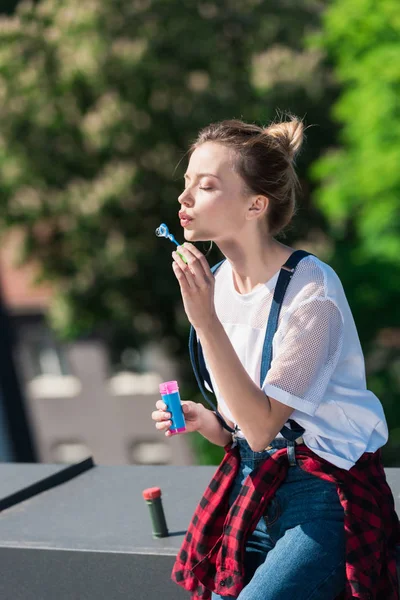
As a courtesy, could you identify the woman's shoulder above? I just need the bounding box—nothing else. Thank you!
[287,253,347,307]
[211,252,347,308]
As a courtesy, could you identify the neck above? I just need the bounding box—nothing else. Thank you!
[216,234,293,295]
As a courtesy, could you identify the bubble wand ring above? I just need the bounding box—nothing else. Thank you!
[155,223,188,263]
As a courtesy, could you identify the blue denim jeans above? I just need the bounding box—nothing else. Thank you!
[211,437,345,600]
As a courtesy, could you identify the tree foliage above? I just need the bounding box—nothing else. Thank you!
[0,0,332,369]
[3,0,398,465]
[311,0,400,463]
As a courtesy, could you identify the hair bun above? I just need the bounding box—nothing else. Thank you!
[264,117,304,160]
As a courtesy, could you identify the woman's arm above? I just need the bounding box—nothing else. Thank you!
[197,319,294,452]
[171,242,293,451]
[197,404,233,447]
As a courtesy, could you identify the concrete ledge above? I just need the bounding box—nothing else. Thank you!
[0,464,399,599]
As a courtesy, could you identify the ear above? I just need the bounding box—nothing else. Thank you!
[247,195,269,220]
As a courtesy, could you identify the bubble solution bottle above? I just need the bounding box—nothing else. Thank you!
[159,380,186,435]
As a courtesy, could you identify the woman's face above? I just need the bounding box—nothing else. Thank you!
[178,142,253,243]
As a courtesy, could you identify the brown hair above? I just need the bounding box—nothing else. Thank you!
[189,115,304,237]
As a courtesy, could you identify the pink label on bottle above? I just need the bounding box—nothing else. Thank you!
[159,380,179,395]
[169,427,186,435]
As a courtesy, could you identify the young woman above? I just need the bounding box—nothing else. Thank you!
[151,117,399,600]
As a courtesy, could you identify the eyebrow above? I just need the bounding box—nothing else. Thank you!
[184,172,221,180]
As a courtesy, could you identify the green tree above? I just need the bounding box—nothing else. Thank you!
[0,0,333,352]
[0,0,336,463]
[311,0,400,464]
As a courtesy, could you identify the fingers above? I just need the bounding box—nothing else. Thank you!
[152,403,172,431]
[179,243,211,279]
[172,243,213,289]
[172,250,198,290]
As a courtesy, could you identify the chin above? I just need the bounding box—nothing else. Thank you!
[183,230,206,242]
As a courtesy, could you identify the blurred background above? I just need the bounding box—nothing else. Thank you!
[0,0,398,468]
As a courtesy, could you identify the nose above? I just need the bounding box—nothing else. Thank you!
[178,187,194,206]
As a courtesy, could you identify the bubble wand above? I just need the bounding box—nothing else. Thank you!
[155,223,187,263]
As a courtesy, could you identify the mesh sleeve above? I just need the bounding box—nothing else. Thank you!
[262,297,343,416]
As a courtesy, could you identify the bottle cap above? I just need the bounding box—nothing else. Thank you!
[159,381,179,395]
[142,486,162,500]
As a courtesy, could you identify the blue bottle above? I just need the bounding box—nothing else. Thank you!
[159,381,186,435]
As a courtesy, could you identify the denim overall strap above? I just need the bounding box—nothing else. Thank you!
[188,260,235,433]
[188,321,235,433]
[189,252,312,437]
[260,250,311,441]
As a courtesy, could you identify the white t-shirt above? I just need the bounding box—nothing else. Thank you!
[203,255,388,470]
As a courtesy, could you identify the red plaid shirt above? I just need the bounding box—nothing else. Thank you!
[172,442,400,600]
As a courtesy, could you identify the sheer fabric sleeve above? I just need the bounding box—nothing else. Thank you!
[262,297,344,416]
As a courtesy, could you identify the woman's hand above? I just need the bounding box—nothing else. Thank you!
[152,400,204,437]
[172,242,218,331]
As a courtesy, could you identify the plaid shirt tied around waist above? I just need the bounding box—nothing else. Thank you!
[171,442,400,600]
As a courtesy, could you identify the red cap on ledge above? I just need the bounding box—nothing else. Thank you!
[142,486,162,500]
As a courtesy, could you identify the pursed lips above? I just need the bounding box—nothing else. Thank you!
[179,213,193,221]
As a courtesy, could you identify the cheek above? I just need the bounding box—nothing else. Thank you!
[208,194,243,223]
[197,191,244,230]
[202,192,228,213]
[205,204,231,228]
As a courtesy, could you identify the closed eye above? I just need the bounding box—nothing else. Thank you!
[199,187,213,191]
